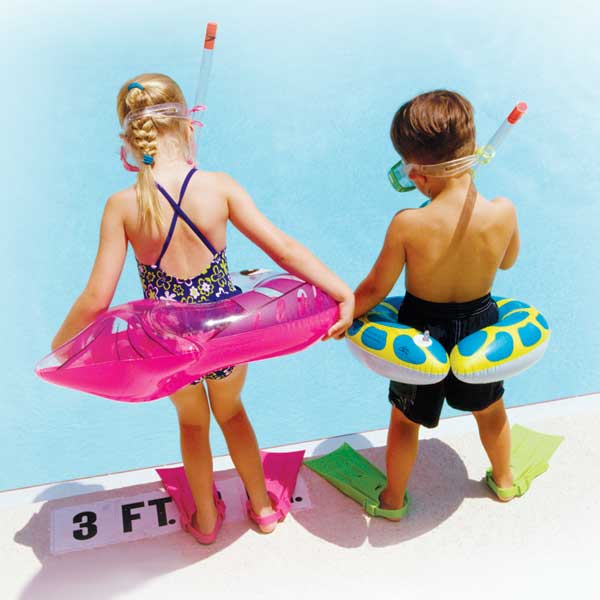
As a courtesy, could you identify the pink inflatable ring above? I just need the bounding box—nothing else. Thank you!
[36,272,338,402]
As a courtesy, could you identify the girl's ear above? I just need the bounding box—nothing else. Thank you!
[187,122,195,142]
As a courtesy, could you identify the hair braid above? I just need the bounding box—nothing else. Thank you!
[124,86,163,231]
[117,74,192,231]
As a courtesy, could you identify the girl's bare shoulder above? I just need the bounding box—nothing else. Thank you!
[186,169,238,196]
[104,186,137,219]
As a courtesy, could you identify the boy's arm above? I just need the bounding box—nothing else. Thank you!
[353,212,408,318]
[52,195,128,350]
[498,200,520,270]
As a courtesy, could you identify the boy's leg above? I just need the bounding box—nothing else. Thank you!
[472,397,513,494]
[169,383,217,534]
[380,406,420,517]
[207,365,277,532]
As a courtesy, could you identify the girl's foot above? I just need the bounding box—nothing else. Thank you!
[186,503,225,545]
[247,494,281,534]
[191,506,218,536]
[184,489,226,545]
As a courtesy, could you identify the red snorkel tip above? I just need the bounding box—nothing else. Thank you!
[204,23,217,49]
[507,102,528,124]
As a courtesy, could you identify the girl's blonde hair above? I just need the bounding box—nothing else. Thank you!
[117,73,192,231]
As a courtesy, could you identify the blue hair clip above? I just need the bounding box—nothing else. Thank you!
[127,82,145,91]
[143,154,154,165]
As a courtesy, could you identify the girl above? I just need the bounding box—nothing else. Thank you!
[52,73,354,544]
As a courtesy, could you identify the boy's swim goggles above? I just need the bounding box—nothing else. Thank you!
[387,149,493,192]
[387,102,528,192]
[119,102,205,172]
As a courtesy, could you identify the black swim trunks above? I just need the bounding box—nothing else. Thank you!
[388,292,504,428]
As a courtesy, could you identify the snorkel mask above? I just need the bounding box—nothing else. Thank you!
[119,103,205,172]
[388,102,528,192]
[120,22,217,173]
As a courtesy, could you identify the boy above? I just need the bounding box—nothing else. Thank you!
[353,90,520,516]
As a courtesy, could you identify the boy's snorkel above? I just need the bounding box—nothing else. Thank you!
[119,22,218,172]
[388,102,528,192]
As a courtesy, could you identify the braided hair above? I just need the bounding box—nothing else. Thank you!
[117,74,191,231]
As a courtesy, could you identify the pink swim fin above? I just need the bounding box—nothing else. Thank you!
[247,450,305,526]
[156,466,225,544]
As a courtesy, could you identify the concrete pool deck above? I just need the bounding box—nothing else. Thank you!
[1,393,598,600]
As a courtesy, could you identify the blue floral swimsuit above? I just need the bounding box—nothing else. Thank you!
[137,167,241,381]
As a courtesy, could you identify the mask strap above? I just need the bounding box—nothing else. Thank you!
[120,104,206,172]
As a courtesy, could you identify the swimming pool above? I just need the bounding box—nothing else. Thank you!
[2,0,599,490]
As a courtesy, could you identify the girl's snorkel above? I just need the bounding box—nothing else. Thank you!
[119,22,218,172]
[388,102,528,192]
[191,22,217,157]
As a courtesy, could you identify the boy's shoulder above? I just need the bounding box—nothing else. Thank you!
[389,205,432,233]
[390,207,419,228]
[487,195,517,225]
[489,195,515,210]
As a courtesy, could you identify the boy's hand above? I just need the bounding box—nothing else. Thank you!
[323,293,355,341]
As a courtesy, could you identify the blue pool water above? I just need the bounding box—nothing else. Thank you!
[2,0,599,490]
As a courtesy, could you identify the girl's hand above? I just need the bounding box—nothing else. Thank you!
[323,292,355,341]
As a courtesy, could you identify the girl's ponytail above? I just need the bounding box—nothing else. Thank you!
[117,75,191,232]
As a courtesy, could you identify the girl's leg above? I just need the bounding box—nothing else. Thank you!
[472,397,513,495]
[206,365,277,533]
[169,383,217,534]
[380,406,420,519]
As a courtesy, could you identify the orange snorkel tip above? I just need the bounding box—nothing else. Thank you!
[204,22,217,50]
[508,101,528,124]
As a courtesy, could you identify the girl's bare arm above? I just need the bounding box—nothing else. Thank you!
[52,196,128,350]
[223,173,354,339]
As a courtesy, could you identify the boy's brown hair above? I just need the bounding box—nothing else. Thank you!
[390,90,476,164]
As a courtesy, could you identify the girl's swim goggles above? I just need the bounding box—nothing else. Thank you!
[388,102,528,192]
[119,23,218,172]
[120,103,206,172]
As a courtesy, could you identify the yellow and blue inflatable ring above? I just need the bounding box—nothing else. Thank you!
[450,296,550,383]
[346,296,550,385]
[345,297,450,385]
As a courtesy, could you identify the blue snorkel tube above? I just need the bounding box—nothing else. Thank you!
[191,22,218,162]
[474,102,528,172]
[119,22,219,172]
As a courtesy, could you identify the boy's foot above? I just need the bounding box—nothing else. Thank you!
[378,489,409,522]
[485,469,516,502]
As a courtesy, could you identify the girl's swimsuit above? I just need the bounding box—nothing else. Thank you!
[137,167,241,382]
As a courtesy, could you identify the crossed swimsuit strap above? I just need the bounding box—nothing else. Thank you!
[153,167,218,269]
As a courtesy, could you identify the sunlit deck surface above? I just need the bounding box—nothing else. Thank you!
[1,394,597,600]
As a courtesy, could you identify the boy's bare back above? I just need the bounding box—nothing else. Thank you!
[398,178,519,303]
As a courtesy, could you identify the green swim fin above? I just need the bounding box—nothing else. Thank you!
[486,424,564,500]
[304,443,408,519]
